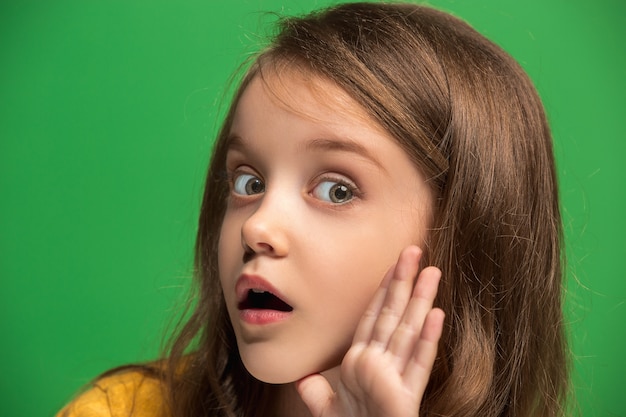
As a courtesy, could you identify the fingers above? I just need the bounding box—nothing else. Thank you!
[351,265,395,345]
[403,307,445,391]
[331,246,444,417]
[352,244,443,375]
[296,374,334,417]
[386,266,441,370]
[369,246,423,348]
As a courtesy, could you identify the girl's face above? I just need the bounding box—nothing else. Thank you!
[218,71,432,385]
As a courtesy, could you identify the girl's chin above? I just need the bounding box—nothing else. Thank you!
[237,343,345,384]
[244,360,342,387]
[247,369,302,384]
[243,360,309,384]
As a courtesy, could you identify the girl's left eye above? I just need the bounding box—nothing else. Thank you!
[312,180,355,204]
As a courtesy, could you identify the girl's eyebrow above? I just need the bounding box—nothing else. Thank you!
[304,138,385,171]
[225,134,246,152]
[226,134,386,172]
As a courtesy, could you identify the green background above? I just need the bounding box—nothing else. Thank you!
[1,1,624,416]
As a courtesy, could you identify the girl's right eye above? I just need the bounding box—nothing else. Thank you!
[232,173,265,196]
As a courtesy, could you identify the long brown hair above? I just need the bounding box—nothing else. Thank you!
[163,3,568,416]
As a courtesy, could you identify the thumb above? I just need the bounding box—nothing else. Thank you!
[295,374,334,417]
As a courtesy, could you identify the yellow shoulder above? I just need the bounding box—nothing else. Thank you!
[56,370,167,417]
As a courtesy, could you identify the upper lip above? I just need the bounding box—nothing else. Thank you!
[235,274,291,307]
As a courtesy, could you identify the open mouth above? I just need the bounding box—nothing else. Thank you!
[238,289,293,312]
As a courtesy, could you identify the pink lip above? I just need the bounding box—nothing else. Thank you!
[238,309,292,325]
[235,274,287,303]
[235,274,293,325]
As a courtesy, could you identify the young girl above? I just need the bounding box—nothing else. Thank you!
[57,2,568,416]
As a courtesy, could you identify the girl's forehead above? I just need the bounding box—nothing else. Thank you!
[241,66,384,134]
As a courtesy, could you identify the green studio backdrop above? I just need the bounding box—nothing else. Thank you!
[1,1,624,416]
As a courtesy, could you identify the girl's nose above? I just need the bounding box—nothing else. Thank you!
[240,198,290,260]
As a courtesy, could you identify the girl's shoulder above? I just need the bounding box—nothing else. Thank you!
[56,366,168,417]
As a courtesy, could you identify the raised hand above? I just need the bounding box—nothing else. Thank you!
[296,246,444,417]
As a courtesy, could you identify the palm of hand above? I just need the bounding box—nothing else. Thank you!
[296,246,444,417]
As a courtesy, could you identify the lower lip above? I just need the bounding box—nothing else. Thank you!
[239,309,292,325]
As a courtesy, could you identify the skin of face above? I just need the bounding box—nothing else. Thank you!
[218,71,433,386]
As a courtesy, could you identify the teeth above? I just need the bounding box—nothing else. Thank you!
[251,289,267,294]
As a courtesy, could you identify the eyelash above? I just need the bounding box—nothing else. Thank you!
[311,175,360,205]
[226,167,263,195]
[225,168,362,205]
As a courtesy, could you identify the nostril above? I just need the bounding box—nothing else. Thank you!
[242,245,255,263]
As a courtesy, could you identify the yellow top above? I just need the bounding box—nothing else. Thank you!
[56,371,167,417]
